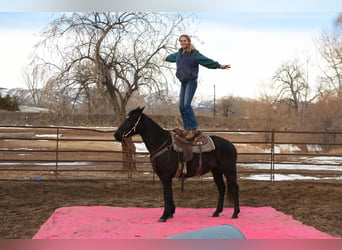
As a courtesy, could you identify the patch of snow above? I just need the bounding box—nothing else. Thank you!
[0,162,94,166]
[241,174,342,181]
[240,162,342,171]
[35,134,62,138]
[19,105,50,113]
[299,156,342,165]
[306,144,322,152]
[280,144,301,152]
[264,144,301,153]
[134,143,148,153]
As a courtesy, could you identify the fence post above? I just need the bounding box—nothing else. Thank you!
[270,130,275,182]
[55,127,59,179]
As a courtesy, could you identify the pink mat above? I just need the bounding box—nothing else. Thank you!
[33,206,339,239]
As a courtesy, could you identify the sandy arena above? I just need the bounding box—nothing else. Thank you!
[0,179,341,238]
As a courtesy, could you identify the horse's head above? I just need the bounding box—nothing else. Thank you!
[114,106,145,142]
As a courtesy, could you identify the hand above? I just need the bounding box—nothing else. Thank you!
[221,64,231,69]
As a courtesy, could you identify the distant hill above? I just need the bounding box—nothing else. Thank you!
[0,87,215,113]
[0,87,33,105]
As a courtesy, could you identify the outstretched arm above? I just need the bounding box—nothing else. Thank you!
[195,52,230,69]
[164,52,178,63]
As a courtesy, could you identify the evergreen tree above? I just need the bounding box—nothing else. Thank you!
[0,94,19,111]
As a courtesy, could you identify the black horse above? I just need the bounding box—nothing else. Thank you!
[114,107,240,222]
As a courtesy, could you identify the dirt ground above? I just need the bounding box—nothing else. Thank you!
[0,179,341,239]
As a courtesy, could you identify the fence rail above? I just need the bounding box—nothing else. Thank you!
[0,125,341,182]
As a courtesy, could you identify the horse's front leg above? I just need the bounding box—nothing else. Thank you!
[211,170,226,217]
[158,177,175,222]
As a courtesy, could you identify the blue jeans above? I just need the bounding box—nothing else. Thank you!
[179,79,198,130]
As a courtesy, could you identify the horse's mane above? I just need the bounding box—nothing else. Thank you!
[141,113,170,137]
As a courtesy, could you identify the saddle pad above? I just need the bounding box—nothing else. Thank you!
[171,132,215,153]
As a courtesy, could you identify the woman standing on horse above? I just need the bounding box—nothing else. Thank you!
[164,34,231,141]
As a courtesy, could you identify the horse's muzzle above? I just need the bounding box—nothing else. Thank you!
[114,132,122,142]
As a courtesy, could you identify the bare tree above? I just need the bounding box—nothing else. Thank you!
[32,12,192,169]
[22,65,77,114]
[316,13,342,97]
[217,96,242,117]
[310,91,342,131]
[272,58,315,116]
[22,66,41,106]
[33,12,190,121]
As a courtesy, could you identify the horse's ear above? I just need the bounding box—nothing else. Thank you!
[133,106,144,114]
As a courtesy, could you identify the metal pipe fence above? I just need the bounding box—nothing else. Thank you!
[0,125,341,182]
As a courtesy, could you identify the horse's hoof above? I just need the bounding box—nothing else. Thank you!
[158,218,167,222]
[212,213,219,217]
[232,209,240,219]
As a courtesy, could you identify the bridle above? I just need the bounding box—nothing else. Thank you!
[121,112,171,163]
[122,113,142,139]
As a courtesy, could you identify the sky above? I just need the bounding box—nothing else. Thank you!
[193,12,339,99]
[0,1,341,100]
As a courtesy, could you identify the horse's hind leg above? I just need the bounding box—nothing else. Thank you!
[226,174,240,218]
[211,169,226,217]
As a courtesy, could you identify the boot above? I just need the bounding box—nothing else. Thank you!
[184,129,201,141]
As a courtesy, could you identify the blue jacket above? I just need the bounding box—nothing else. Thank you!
[166,48,221,81]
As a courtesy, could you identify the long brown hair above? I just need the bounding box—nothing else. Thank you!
[179,34,196,53]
